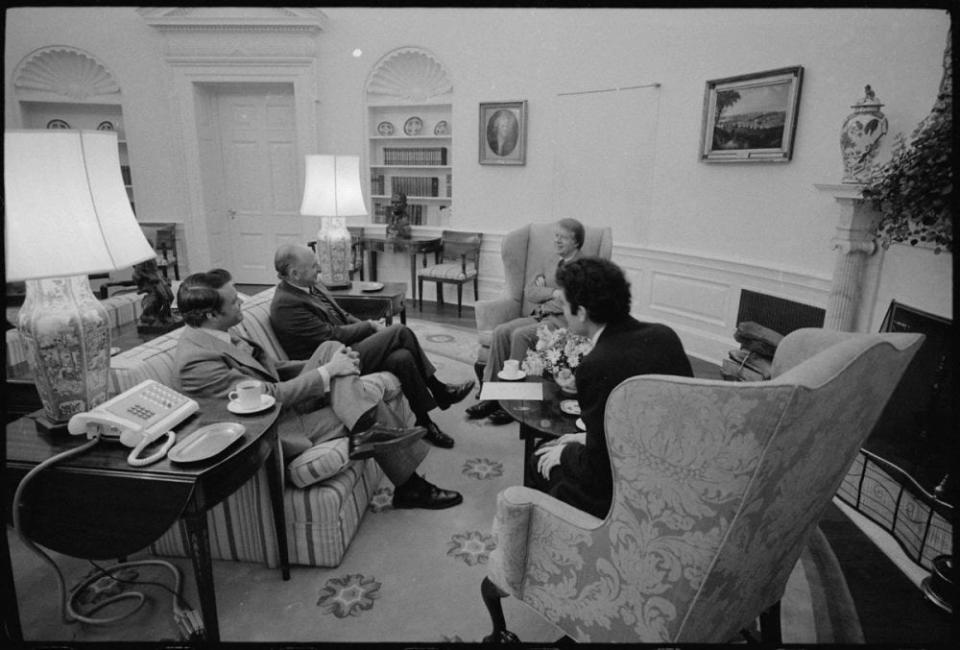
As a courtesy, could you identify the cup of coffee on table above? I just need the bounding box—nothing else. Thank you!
[503,360,520,378]
[229,379,264,409]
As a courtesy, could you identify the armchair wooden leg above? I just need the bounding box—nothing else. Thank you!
[417,277,423,312]
[481,576,519,643]
[457,284,463,318]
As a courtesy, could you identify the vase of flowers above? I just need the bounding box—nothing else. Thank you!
[520,324,593,394]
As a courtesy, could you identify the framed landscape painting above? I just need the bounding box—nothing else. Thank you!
[700,66,803,163]
[479,100,527,165]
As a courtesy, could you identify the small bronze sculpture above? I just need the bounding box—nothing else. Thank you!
[133,258,180,333]
[386,192,412,239]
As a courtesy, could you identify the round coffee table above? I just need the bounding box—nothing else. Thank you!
[498,376,581,486]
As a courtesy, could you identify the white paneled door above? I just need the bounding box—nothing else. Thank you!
[215,83,304,284]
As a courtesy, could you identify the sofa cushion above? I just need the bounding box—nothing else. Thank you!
[286,438,351,488]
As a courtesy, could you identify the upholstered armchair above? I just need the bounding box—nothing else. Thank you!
[481,328,923,643]
[473,222,613,380]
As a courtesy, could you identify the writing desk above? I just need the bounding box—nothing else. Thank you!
[4,398,288,642]
[361,233,441,303]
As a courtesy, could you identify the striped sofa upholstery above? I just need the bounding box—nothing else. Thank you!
[110,285,402,568]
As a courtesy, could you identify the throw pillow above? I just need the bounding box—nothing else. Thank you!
[286,437,351,488]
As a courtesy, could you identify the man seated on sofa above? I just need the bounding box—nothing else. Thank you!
[269,244,473,449]
[174,268,462,510]
[466,217,585,425]
[529,257,693,518]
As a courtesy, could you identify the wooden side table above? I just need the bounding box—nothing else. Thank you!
[361,234,441,303]
[4,398,288,643]
[329,280,408,325]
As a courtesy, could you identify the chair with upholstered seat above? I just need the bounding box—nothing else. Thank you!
[473,222,612,383]
[417,230,482,317]
[480,328,923,643]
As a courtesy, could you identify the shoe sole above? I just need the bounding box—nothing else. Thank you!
[392,493,463,510]
[349,428,426,460]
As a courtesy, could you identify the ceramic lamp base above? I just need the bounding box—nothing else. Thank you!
[18,275,111,423]
[316,217,353,288]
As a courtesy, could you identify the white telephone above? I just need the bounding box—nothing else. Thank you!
[68,379,199,466]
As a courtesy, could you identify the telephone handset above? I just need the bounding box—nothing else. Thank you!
[68,379,199,466]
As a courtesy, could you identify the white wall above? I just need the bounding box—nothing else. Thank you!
[5,7,952,359]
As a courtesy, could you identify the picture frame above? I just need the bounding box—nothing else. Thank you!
[700,66,803,163]
[479,100,527,165]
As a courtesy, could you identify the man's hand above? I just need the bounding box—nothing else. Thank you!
[367,319,386,332]
[534,441,565,479]
[533,273,546,287]
[323,346,361,378]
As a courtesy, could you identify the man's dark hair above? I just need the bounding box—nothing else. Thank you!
[177,268,233,327]
[558,217,585,249]
[556,257,631,324]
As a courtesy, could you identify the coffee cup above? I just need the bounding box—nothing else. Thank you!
[503,360,520,377]
[229,379,264,409]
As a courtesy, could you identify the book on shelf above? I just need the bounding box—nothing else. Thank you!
[382,147,447,166]
[391,176,439,198]
[370,172,385,196]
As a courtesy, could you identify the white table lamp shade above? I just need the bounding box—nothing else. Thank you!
[4,130,157,424]
[299,155,367,288]
[5,130,156,281]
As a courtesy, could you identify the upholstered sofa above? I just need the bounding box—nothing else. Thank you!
[108,286,411,568]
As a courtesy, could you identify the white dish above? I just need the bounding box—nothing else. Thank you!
[559,399,581,416]
[497,369,526,381]
[404,116,423,136]
[377,121,395,136]
[168,422,246,463]
[358,281,384,292]
[227,393,276,415]
[575,418,586,430]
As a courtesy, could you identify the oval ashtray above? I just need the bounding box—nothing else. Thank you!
[559,399,581,416]
[168,422,246,463]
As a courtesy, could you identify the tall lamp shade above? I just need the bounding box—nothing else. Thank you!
[299,155,367,288]
[4,130,156,426]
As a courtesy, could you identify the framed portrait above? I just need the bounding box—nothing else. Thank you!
[700,66,803,163]
[479,100,527,165]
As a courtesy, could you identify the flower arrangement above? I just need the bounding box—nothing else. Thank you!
[521,324,593,391]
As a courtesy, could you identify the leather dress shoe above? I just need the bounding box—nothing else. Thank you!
[349,424,426,460]
[393,480,463,510]
[487,408,514,426]
[423,421,455,448]
[465,399,500,419]
[433,379,476,410]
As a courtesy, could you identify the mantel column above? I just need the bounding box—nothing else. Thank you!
[815,183,883,331]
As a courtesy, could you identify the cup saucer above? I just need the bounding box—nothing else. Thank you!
[497,369,526,381]
[227,394,276,414]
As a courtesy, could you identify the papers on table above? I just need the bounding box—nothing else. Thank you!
[479,381,544,401]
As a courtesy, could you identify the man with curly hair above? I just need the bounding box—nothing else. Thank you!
[529,257,693,518]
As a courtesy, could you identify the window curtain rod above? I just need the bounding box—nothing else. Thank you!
[557,82,661,97]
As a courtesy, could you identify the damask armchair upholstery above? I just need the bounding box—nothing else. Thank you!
[481,328,923,643]
[473,222,612,377]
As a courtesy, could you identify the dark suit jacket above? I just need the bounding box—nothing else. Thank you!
[553,316,694,518]
[271,280,376,360]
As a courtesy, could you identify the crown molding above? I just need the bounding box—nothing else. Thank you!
[137,7,326,33]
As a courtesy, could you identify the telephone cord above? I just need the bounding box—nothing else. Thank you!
[13,436,198,633]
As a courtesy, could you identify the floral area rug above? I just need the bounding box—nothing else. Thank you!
[8,318,861,644]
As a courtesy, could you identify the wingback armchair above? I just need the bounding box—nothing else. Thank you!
[473,222,613,380]
[481,328,923,643]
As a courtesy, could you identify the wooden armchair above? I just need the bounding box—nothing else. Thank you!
[481,328,923,643]
[417,230,482,317]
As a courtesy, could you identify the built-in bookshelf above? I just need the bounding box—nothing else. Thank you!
[365,47,453,226]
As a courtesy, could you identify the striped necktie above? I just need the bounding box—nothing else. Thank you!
[310,285,349,324]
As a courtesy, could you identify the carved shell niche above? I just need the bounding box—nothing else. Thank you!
[366,47,452,102]
[14,46,120,101]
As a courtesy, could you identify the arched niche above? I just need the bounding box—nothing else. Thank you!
[13,46,121,103]
[365,46,453,103]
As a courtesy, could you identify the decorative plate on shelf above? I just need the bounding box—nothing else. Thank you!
[97,120,115,131]
[46,119,70,129]
[377,121,395,136]
[404,116,423,136]
[434,120,449,136]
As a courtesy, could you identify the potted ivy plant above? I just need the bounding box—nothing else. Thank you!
[863,30,953,254]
